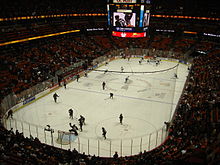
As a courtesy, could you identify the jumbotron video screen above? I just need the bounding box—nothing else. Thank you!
[107,0,151,38]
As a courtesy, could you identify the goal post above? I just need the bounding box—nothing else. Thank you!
[56,130,77,145]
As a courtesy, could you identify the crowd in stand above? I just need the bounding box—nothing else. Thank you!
[1,0,220,18]
[0,33,220,164]
[0,34,111,101]
[0,19,107,43]
[0,0,106,18]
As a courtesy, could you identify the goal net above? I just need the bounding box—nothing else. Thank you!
[56,130,77,145]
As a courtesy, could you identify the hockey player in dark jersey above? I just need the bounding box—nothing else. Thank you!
[174,73,178,79]
[63,80,67,89]
[119,114,123,125]
[53,93,59,103]
[139,60,142,65]
[78,118,83,132]
[104,69,108,74]
[69,123,78,136]
[7,110,13,119]
[128,56,130,61]
[121,66,124,72]
[84,71,88,77]
[102,81,106,90]
[76,74,80,82]
[68,109,73,119]
[102,127,107,139]
[110,93,114,99]
[79,115,85,125]
[125,76,129,83]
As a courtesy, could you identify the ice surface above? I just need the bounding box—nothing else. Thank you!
[7,58,189,157]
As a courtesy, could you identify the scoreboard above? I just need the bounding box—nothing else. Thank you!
[107,0,151,38]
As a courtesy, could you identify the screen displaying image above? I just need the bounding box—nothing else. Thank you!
[143,12,150,27]
[113,12,136,27]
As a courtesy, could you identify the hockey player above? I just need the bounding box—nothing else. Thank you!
[125,76,129,83]
[76,74,80,82]
[119,114,123,125]
[78,118,83,131]
[102,81,106,90]
[104,69,108,74]
[188,66,190,71]
[139,60,142,65]
[164,121,170,131]
[79,115,85,125]
[63,80,67,89]
[58,75,62,87]
[84,71,88,77]
[44,125,51,131]
[102,127,107,139]
[123,54,126,59]
[121,66,124,72]
[110,93,114,99]
[53,93,59,103]
[69,123,78,136]
[68,109,73,119]
[128,56,130,61]
[174,73,178,79]
[7,110,13,119]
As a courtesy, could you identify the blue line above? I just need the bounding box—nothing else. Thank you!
[70,87,176,106]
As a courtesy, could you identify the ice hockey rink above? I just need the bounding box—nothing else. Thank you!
[5,57,189,157]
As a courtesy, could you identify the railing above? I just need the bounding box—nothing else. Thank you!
[4,117,168,157]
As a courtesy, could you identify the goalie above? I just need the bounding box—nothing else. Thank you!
[69,123,78,136]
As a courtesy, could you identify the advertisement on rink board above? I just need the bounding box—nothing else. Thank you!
[23,96,36,105]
